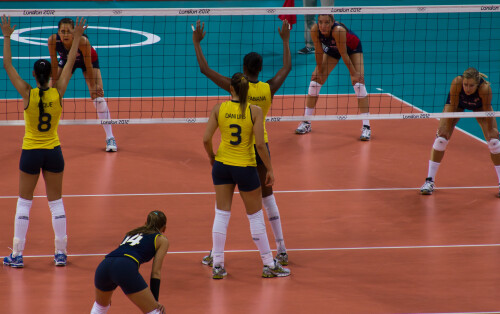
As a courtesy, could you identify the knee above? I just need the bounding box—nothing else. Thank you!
[308,81,322,97]
[488,138,500,154]
[93,97,108,113]
[432,136,449,151]
[353,83,368,98]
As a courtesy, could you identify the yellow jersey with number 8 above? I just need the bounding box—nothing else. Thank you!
[23,88,62,150]
[215,100,256,167]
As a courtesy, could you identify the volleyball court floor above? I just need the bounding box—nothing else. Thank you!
[1,93,500,314]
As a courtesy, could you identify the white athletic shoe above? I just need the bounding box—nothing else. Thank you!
[295,121,311,134]
[420,178,435,195]
[360,125,371,141]
[106,137,117,152]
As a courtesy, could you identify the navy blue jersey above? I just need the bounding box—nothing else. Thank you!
[106,233,161,265]
[446,77,485,111]
[55,34,98,67]
[319,21,362,59]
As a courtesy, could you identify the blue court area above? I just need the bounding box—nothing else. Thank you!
[0,0,499,139]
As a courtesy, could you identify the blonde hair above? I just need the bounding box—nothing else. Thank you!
[463,67,488,83]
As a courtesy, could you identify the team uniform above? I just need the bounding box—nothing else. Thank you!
[212,100,260,192]
[55,33,99,73]
[319,21,363,60]
[446,76,485,111]
[248,80,272,165]
[20,87,64,174]
[95,233,162,294]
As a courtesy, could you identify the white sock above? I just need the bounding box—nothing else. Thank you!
[427,160,441,181]
[495,165,500,184]
[247,210,274,267]
[262,195,286,254]
[48,199,67,254]
[212,208,231,267]
[361,112,370,127]
[13,197,32,257]
[90,301,110,314]
[146,309,162,314]
[93,97,114,139]
[305,107,315,119]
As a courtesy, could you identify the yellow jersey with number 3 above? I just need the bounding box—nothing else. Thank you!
[23,88,62,150]
[248,81,271,143]
[215,100,256,167]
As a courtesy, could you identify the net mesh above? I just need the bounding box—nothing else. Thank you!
[0,5,499,125]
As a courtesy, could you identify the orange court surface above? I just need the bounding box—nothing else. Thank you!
[1,96,500,313]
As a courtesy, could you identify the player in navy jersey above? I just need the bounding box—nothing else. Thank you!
[420,67,500,197]
[91,211,169,314]
[295,14,372,141]
[48,18,117,152]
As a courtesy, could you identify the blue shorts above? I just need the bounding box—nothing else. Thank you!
[254,143,270,166]
[212,161,260,192]
[325,41,363,60]
[94,257,148,295]
[58,58,100,74]
[19,146,64,175]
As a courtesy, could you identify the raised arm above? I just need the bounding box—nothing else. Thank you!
[251,105,274,186]
[202,103,221,165]
[1,15,30,101]
[192,20,231,92]
[267,19,291,97]
[56,17,87,97]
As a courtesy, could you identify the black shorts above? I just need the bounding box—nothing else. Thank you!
[19,146,64,175]
[58,58,100,74]
[94,257,148,295]
[254,143,270,166]
[212,161,260,192]
[325,41,363,60]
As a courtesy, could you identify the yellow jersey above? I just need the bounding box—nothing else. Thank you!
[215,100,256,167]
[248,81,272,143]
[23,88,62,149]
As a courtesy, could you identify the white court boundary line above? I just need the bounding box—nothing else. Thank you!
[0,185,498,199]
[18,243,500,258]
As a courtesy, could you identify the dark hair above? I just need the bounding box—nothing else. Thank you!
[126,210,167,236]
[463,67,488,83]
[243,52,263,77]
[58,18,74,29]
[33,59,52,119]
[231,72,249,114]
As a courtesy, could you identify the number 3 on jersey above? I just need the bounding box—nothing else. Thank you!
[121,234,143,246]
[229,124,242,145]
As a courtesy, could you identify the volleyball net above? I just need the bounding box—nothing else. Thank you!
[0,5,499,125]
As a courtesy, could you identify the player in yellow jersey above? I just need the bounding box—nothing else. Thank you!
[203,73,290,279]
[1,16,87,267]
[193,19,292,266]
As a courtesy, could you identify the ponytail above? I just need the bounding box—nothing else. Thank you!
[463,67,489,84]
[230,72,249,114]
[126,210,167,236]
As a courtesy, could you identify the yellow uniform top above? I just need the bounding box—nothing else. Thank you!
[215,100,256,167]
[23,88,62,150]
[248,81,272,143]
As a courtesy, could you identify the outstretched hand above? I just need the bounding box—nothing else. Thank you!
[278,19,290,42]
[72,17,88,39]
[192,20,206,43]
[0,15,16,37]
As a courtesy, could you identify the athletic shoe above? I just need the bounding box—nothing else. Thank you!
[54,253,67,266]
[420,178,435,195]
[105,137,117,152]
[212,265,227,279]
[275,252,289,266]
[360,125,371,141]
[295,121,311,134]
[262,260,291,278]
[298,46,315,54]
[4,253,24,268]
[201,251,213,267]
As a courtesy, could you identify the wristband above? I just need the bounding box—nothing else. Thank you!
[150,278,161,301]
